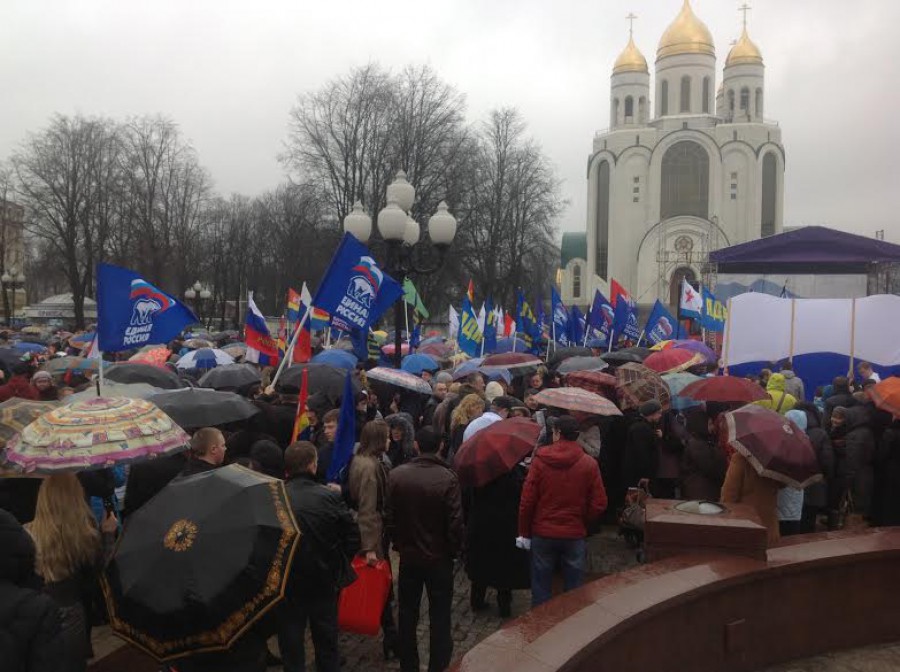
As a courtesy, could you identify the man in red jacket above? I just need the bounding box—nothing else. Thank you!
[518,415,607,607]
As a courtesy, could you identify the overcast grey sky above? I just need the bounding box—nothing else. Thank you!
[2,0,898,240]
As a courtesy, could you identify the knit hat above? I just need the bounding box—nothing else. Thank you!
[31,371,52,384]
[434,371,453,385]
[639,399,662,417]
[485,381,504,403]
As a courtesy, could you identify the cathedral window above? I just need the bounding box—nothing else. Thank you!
[740,87,750,112]
[728,89,735,114]
[613,98,620,126]
[761,153,778,237]
[755,88,763,118]
[680,76,691,113]
[660,80,669,116]
[596,161,611,280]
[702,77,710,113]
[639,96,647,122]
[660,141,710,220]
[572,265,582,299]
[624,96,634,119]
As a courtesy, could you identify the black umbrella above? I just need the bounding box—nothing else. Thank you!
[276,363,360,404]
[0,348,24,372]
[198,364,261,391]
[101,464,300,662]
[151,389,260,429]
[556,356,609,374]
[106,363,184,390]
[546,346,593,368]
[622,346,653,360]
[601,350,645,365]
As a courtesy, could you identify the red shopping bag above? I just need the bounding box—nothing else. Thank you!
[338,556,392,635]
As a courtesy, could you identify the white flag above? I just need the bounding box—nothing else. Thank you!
[448,306,460,339]
[679,278,703,318]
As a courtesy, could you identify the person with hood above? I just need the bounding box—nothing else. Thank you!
[791,403,834,532]
[0,509,64,671]
[31,371,58,402]
[824,377,858,427]
[755,373,796,415]
[778,361,805,402]
[0,362,38,402]
[386,413,416,469]
[830,405,875,520]
[776,411,806,537]
[621,400,664,490]
[518,415,607,607]
[680,408,727,502]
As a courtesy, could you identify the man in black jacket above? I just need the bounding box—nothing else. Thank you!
[387,427,463,672]
[279,441,359,672]
[622,400,663,490]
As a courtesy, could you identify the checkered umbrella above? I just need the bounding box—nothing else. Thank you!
[532,387,622,417]
[615,363,671,411]
[365,367,433,395]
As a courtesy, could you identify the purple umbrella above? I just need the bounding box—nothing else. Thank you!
[672,340,717,365]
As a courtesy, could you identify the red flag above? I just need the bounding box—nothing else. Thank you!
[290,368,310,444]
[467,279,475,303]
[610,278,632,308]
[503,311,514,338]
[293,321,311,363]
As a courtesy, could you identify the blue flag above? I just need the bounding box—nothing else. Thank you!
[326,371,357,482]
[483,296,497,354]
[515,290,538,353]
[644,300,679,345]
[568,305,585,346]
[410,320,421,349]
[313,233,404,333]
[586,290,614,345]
[349,327,369,362]
[458,294,482,357]
[701,287,728,333]
[550,287,570,346]
[97,263,198,353]
[612,295,641,343]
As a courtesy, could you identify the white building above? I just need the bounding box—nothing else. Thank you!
[561,0,784,309]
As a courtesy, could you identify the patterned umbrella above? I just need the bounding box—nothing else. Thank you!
[661,372,703,411]
[532,387,622,416]
[106,363,184,390]
[722,404,822,488]
[564,370,618,397]
[644,349,705,374]
[129,347,172,368]
[453,418,540,488]
[679,375,770,403]
[365,367,432,395]
[615,363,671,411]
[556,356,608,374]
[176,348,235,371]
[481,352,542,374]
[867,377,900,417]
[0,399,58,446]
[102,464,299,661]
[672,340,718,365]
[1,397,189,474]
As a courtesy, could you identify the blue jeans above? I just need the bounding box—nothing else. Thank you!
[530,536,586,607]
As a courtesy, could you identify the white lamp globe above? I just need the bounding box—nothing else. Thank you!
[343,201,372,242]
[377,199,408,242]
[428,201,457,246]
[386,171,415,213]
[403,217,420,246]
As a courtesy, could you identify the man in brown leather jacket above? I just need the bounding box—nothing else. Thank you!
[387,427,463,672]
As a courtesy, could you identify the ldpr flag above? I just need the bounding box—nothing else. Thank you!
[458,294,483,357]
[701,286,727,332]
[97,263,198,353]
[644,300,678,346]
[313,233,404,333]
[482,295,498,354]
[680,278,703,320]
[515,290,538,352]
[550,287,570,346]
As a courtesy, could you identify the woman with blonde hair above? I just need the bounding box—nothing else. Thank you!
[448,393,486,463]
[28,474,117,672]
[347,419,399,659]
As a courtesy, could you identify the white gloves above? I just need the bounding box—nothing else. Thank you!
[515,536,532,550]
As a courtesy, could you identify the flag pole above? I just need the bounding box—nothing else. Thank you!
[97,351,104,396]
[608,329,615,353]
[267,309,311,393]
[636,330,645,347]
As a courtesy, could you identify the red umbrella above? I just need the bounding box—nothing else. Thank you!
[417,342,454,359]
[721,404,822,488]
[532,387,622,416]
[643,349,704,374]
[565,370,618,397]
[480,352,542,374]
[453,418,540,488]
[680,375,769,403]
[381,343,410,356]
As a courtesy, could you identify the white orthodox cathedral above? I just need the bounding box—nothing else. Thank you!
[559,0,784,309]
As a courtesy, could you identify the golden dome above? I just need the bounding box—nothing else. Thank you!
[613,36,649,75]
[657,0,715,59]
[726,27,763,66]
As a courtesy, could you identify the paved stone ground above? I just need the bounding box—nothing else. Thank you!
[89,526,640,672]
[760,642,900,672]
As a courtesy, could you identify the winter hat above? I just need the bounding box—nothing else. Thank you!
[485,381,504,403]
[639,399,662,417]
[250,440,285,479]
[785,409,808,432]
[434,371,453,385]
[31,371,52,384]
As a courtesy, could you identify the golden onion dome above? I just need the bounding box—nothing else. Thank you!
[613,36,649,75]
[726,27,763,66]
[657,0,715,59]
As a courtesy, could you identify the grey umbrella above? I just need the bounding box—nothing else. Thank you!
[151,388,260,430]
[106,363,184,390]
[198,364,261,391]
[556,356,609,374]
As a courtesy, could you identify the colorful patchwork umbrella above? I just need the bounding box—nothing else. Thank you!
[129,347,172,368]
[722,404,823,488]
[101,464,299,662]
[679,375,770,403]
[1,397,189,474]
[615,363,671,411]
[532,387,622,417]
[453,418,540,487]
[643,349,704,374]
[365,367,432,395]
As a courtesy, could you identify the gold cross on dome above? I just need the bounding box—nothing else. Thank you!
[626,12,637,37]
[738,3,752,29]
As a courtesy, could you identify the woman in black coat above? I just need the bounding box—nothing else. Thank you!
[679,409,726,502]
[464,465,530,618]
[874,420,900,526]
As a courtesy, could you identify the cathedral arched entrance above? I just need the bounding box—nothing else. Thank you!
[670,266,697,309]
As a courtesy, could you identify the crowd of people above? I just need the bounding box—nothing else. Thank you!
[2,327,900,672]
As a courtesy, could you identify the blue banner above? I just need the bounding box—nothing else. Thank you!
[313,233,404,333]
[701,286,728,332]
[612,295,641,343]
[644,300,679,345]
[515,289,538,353]
[326,372,357,482]
[97,263,198,353]
[483,295,497,354]
[587,290,614,345]
[458,295,482,357]
[569,305,585,346]
[550,287,570,346]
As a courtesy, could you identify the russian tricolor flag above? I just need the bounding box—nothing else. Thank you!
[245,293,280,366]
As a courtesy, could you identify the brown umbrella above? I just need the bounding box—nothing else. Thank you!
[615,363,671,411]
[564,370,617,398]
[532,387,622,417]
